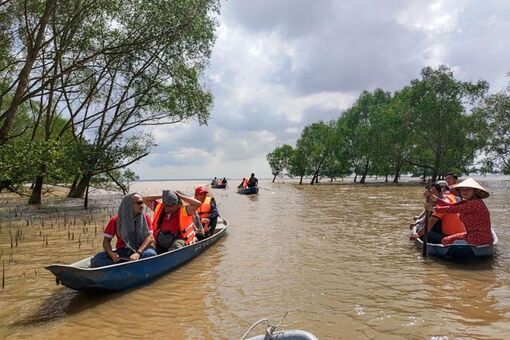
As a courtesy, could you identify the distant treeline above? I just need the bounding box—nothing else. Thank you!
[0,0,220,205]
[267,66,510,184]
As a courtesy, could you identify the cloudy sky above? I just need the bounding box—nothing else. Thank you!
[131,0,510,180]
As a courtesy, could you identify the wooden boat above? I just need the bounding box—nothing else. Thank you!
[237,187,259,195]
[411,225,498,259]
[45,220,228,292]
[211,183,227,189]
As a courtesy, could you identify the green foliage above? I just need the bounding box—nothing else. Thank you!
[404,65,489,179]
[268,65,500,184]
[479,81,510,174]
[266,144,294,181]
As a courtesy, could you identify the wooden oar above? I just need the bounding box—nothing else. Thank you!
[258,187,275,193]
[422,180,432,258]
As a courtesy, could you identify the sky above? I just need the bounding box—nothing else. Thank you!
[131,0,510,180]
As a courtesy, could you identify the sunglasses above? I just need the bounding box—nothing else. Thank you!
[133,201,144,205]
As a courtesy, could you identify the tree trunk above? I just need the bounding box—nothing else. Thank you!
[69,174,79,193]
[68,174,92,198]
[354,173,357,182]
[299,175,304,185]
[422,169,426,183]
[359,160,370,184]
[28,176,44,205]
[272,174,277,183]
[385,174,388,182]
[0,0,56,144]
[393,159,403,183]
[84,180,90,209]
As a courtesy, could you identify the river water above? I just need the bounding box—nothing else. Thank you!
[0,178,509,339]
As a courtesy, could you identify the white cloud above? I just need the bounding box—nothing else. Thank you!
[130,0,510,180]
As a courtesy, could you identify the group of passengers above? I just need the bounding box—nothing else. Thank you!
[410,172,493,247]
[90,186,219,267]
[238,173,258,188]
[211,177,227,185]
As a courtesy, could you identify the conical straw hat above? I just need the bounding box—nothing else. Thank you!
[452,178,489,199]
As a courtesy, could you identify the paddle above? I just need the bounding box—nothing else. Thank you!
[258,187,275,194]
[422,180,432,258]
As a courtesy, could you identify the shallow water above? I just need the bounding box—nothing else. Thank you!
[0,178,509,339]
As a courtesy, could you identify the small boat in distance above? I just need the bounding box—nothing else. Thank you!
[46,219,229,292]
[237,187,259,195]
[411,225,498,259]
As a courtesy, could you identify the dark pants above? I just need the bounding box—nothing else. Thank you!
[422,220,444,244]
[205,218,218,238]
[90,247,156,267]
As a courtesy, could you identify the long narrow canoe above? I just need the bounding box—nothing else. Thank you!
[211,183,227,189]
[237,187,259,195]
[411,225,498,259]
[46,220,228,292]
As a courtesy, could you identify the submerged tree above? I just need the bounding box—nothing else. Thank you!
[266,144,293,182]
[404,65,489,181]
[0,0,220,204]
[479,80,510,174]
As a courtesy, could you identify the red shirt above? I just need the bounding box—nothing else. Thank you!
[159,211,180,234]
[103,213,153,249]
[435,198,492,245]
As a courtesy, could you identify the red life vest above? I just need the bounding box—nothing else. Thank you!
[152,202,196,245]
[242,178,249,188]
[196,196,212,233]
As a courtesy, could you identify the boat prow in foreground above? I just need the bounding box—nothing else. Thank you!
[46,220,228,292]
[411,225,498,259]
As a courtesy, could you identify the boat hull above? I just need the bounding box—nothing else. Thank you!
[412,226,497,259]
[237,187,259,195]
[46,224,228,292]
[211,184,227,189]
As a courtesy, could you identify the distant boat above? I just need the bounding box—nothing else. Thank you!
[211,183,227,189]
[237,187,259,195]
[411,225,498,259]
[46,219,229,292]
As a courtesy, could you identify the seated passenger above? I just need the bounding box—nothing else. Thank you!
[221,177,227,184]
[143,190,202,253]
[194,186,219,238]
[238,178,248,188]
[90,193,156,267]
[411,183,465,243]
[425,178,493,246]
[247,173,258,188]
[211,177,217,185]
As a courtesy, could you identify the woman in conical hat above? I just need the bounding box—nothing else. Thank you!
[425,178,493,246]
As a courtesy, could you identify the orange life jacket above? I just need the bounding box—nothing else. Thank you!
[433,194,465,235]
[196,196,212,233]
[152,202,196,245]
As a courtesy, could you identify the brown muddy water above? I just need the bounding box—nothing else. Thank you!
[0,178,509,339]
